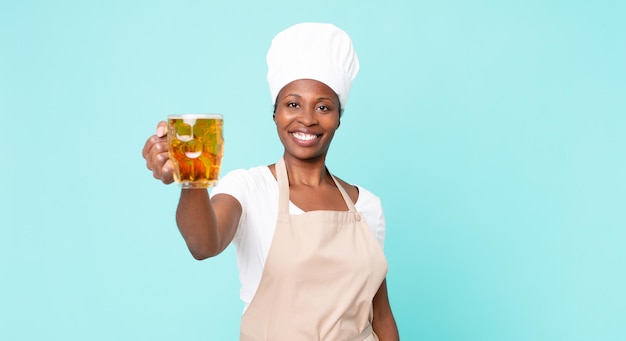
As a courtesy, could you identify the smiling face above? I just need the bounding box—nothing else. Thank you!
[273,79,341,162]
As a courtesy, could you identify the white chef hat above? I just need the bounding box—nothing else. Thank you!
[266,22,360,109]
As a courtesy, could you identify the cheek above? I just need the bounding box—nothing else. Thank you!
[273,110,289,123]
[274,117,290,141]
[273,115,287,130]
[325,116,341,130]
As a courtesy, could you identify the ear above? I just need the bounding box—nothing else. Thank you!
[337,110,342,129]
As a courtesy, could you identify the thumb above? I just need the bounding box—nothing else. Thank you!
[156,121,168,138]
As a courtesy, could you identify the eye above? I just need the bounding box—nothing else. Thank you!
[287,102,298,108]
[317,105,330,112]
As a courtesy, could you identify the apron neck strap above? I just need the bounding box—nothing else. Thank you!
[276,158,357,214]
[276,158,290,214]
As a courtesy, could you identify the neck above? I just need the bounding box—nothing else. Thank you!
[282,154,330,187]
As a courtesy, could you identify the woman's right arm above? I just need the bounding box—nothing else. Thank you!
[142,121,241,260]
[176,190,241,259]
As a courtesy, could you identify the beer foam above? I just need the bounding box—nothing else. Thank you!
[183,117,197,127]
[169,113,222,126]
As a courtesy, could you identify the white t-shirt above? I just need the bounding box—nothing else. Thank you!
[210,165,386,306]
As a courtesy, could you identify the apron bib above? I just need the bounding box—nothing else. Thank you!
[240,159,388,341]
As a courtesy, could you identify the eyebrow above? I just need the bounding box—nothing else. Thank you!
[284,94,335,103]
[316,96,334,102]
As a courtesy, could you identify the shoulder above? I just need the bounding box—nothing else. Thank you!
[354,185,382,211]
[219,165,273,184]
[344,182,387,249]
[333,176,381,208]
[211,165,275,201]
[333,176,360,206]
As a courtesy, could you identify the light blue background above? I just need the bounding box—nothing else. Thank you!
[1,1,625,340]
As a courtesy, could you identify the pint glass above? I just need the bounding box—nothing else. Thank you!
[167,114,224,189]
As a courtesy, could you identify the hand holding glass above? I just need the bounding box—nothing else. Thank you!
[167,114,224,189]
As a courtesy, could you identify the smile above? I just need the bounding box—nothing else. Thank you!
[291,132,319,141]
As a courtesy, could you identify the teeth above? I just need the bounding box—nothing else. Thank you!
[292,132,317,141]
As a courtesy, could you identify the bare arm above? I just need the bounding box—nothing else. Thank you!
[372,278,400,340]
[176,190,241,259]
[142,121,241,259]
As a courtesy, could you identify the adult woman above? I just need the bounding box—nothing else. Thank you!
[142,23,399,340]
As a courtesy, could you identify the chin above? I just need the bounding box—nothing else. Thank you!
[285,150,327,162]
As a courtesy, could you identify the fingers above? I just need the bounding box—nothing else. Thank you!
[142,121,175,184]
[150,149,174,184]
[160,159,175,184]
[142,134,159,159]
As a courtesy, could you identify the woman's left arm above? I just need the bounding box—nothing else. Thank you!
[372,278,399,340]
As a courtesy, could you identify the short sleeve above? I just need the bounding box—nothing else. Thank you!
[354,186,386,249]
[209,169,255,243]
[210,169,251,205]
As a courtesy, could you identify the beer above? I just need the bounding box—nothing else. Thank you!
[167,114,224,188]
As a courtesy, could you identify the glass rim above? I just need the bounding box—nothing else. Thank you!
[168,113,222,119]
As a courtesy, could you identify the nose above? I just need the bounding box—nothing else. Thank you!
[297,107,318,126]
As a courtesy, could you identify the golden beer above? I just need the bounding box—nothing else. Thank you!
[167,114,224,188]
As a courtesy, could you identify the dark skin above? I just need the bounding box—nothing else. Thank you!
[142,79,399,340]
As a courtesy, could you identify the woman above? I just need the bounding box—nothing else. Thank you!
[143,22,399,340]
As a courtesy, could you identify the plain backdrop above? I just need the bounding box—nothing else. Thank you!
[1,0,625,340]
